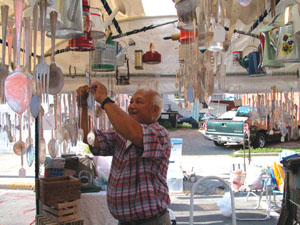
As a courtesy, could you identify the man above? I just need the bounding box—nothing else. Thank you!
[77,81,171,225]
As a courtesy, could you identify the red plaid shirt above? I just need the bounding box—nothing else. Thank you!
[93,122,171,222]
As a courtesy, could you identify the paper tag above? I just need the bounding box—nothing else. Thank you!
[43,115,55,130]
[213,25,226,43]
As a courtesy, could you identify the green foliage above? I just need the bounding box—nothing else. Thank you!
[160,121,173,129]
[237,147,300,153]
[230,147,300,157]
[177,123,192,128]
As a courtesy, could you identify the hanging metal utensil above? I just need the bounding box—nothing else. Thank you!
[34,0,49,104]
[0,5,9,104]
[30,4,40,119]
[4,0,33,115]
[26,109,34,167]
[48,11,64,95]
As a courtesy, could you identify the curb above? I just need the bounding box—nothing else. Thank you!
[233,152,279,157]
[0,182,35,190]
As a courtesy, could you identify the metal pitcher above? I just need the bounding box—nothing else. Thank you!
[47,0,84,39]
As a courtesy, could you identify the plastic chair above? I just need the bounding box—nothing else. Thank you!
[189,176,237,225]
[236,170,271,221]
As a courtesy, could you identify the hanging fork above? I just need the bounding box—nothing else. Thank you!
[33,0,49,104]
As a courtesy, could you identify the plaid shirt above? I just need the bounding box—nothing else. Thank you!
[93,122,171,222]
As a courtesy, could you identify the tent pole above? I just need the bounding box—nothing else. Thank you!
[35,115,40,215]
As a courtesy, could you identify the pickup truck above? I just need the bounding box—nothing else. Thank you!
[204,106,284,148]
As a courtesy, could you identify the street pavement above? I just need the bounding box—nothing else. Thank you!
[0,128,294,224]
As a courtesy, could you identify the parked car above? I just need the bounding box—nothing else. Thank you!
[217,109,237,120]
[199,113,216,129]
[177,115,198,128]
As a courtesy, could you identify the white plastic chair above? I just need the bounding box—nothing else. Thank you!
[235,170,272,221]
[189,175,237,225]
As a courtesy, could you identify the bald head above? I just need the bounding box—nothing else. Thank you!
[136,89,163,113]
[129,89,163,123]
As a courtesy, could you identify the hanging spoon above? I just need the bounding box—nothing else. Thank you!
[30,4,41,119]
[0,5,9,104]
[48,98,59,158]
[4,0,33,115]
[48,11,64,95]
[87,114,95,147]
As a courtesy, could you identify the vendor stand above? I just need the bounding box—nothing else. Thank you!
[2,0,300,224]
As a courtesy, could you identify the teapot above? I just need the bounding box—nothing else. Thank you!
[238,45,258,70]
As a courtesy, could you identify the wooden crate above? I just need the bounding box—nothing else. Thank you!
[39,176,81,205]
[41,200,79,223]
[36,214,84,225]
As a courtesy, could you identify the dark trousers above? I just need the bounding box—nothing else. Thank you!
[118,209,170,225]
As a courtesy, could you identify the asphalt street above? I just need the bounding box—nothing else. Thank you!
[0,128,293,225]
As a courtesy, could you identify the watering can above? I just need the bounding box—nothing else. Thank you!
[258,14,284,68]
[269,4,300,64]
[273,4,300,63]
[47,0,84,39]
[90,0,126,39]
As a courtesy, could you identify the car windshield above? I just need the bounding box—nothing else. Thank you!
[236,106,251,117]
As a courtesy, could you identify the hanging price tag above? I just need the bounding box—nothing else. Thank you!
[213,25,226,43]
[43,115,55,130]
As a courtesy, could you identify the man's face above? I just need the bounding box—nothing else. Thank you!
[128,90,153,124]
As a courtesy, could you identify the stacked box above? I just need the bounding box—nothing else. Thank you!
[38,176,82,224]
[39,176,81,205]
[36,214,84,225]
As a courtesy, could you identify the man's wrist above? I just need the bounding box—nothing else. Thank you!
[101,97,115,109]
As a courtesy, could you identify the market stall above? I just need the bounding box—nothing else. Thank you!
[1,0,300,224]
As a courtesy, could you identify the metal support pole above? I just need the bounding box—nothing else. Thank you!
[35,115,40,215]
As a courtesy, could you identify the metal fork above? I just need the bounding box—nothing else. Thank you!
[33,0,49,104]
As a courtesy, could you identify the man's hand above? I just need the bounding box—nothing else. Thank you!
[76,85,89,107]
[90,81,108,104]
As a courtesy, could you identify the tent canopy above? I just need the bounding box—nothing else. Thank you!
[1,0,300,94]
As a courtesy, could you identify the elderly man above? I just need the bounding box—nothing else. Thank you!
[77,81,171,225]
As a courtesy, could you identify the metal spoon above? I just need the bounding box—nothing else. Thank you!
[29,4,41,119]
[87,114,95,147]
[0,5,9,104]
[13,114,26,157]
[5,0,33,115]
[48,11,64,95]
[48,98,59,158]
[48,129,58,158]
